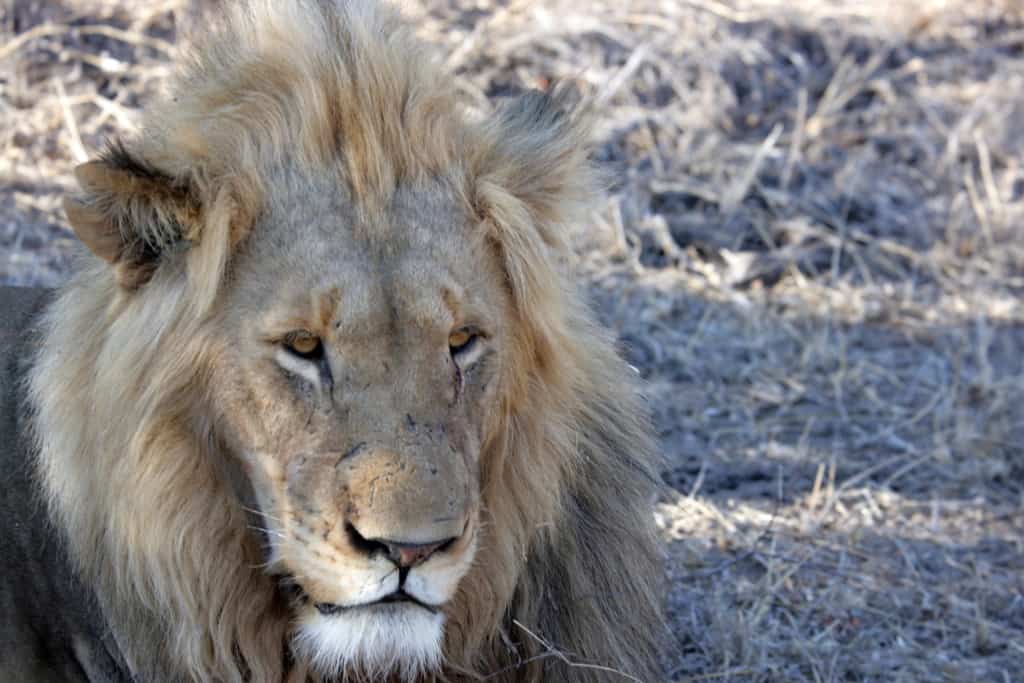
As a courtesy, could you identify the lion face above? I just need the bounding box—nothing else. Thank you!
[207,180,508,678]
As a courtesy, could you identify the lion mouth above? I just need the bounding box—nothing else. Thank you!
[280,577,442,616]
[316,590,441,615]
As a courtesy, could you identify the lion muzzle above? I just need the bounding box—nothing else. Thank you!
[279,442,476,678]
[279,441,475,608]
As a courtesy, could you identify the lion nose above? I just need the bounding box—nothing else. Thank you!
[384,538,454,567]
[346,523,456,568]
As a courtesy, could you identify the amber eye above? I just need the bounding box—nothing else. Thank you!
[284,332,323,360]
[448,328,478,357]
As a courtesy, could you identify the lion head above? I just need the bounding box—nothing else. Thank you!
[30,1,663,681]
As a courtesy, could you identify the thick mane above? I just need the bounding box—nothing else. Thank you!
[30,0,664,681]
[149,0,460,188]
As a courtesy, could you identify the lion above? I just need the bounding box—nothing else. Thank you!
[0,0,665,681]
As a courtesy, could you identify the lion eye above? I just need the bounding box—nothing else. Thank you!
[448,329,478,357]
[284,333,323,360]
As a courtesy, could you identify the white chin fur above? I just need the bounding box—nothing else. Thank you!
[293,605,445,681]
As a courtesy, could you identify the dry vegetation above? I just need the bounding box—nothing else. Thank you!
[3,0,1023,680]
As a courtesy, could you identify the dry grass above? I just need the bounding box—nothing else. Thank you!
[3,0,1023,681]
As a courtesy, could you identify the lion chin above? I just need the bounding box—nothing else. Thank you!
[294,605,445,681]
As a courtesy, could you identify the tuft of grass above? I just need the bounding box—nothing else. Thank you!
[3,0,1023,680]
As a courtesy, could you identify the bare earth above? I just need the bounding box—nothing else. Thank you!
[2,0,1023,680]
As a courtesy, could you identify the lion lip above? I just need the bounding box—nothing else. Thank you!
[314,591,441,616]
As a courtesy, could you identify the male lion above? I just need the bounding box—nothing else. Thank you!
[0,1,664,681]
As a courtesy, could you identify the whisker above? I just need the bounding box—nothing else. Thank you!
[241,505,285,524]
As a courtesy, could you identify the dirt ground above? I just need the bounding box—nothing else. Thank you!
[2,0,1023,680]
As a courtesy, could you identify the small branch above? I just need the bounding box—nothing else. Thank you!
[482,620,643,682]
[0,23,175,62]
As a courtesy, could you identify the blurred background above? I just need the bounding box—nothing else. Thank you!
[2,0,1023,680]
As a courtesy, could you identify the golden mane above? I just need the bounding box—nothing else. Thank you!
[29,1,664,680]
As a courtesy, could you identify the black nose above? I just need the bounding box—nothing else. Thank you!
[345,524,456,568]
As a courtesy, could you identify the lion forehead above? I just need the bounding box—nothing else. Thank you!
[229,183,505,342]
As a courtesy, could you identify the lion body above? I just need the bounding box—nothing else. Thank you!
[0,288,130,682]
[3,1,665,681]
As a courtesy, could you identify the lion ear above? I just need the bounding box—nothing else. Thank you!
[485,85,597,240]
[63,145,199,290]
